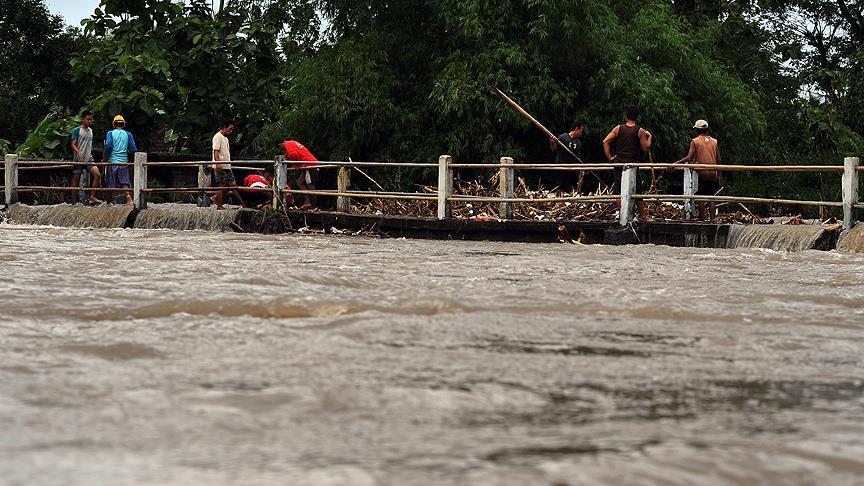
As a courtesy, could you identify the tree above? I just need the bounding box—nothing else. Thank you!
[72,0,286,153]
[0,0,82,147]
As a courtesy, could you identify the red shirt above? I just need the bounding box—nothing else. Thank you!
[281,140,318,168]
[243,174,269,188]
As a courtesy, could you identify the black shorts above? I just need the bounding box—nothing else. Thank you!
[612,166,650,195]
[212,168,236,186]
[697,178,720,196]
[294,168,319,186]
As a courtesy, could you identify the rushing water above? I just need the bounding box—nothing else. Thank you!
[1,225,863,486]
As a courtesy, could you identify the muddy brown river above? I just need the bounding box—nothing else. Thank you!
[1,225,863,485]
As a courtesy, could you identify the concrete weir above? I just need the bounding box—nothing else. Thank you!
[0,203,855,251]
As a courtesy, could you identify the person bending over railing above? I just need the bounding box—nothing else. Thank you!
[280,140,319,210]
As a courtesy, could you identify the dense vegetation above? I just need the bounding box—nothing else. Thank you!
[2,0,862,201]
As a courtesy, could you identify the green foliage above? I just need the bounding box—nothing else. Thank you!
[15,111,80,159]
[0,0,82,146]
[73,0,285,152]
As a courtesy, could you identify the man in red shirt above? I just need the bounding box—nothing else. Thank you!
[242,170,275,209]
[281,140,319,209]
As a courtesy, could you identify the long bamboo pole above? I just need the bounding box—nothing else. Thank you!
[489,86,606,192]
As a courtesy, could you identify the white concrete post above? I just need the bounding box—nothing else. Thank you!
[274,155,288,209]
[336,166,351,213]
[4,154,18,206]
[499,156,514,219]
[619,166,637,226]
[197,163,211,207]
[437,155,453,220]
[842,156,859,230]
[684,168,699,220]
[133,152,147,210]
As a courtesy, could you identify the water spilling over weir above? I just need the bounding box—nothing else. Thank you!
[134,205,241,231]
[725,224,835,251]
[838,223,864,252]
[1,203,858,251]
[6,203,135,228]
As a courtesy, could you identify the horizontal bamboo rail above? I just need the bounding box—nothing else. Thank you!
[632,194,845,208]
[449,195,620,203]
[3,153,859,230]
[285,189,439,201]
[17,186,133,192]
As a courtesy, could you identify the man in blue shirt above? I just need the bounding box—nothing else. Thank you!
[102,115,138,205]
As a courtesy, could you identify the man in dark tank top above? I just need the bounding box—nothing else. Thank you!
[602,105,653,220]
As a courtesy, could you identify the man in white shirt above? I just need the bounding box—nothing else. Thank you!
[211,120,244,209]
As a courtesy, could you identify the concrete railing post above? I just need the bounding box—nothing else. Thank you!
[4,154,18,206]
[437,155,453,220]
[274,155,287,209]
[197,163,211,207]
[619,166,637,226]
[337,166,351,213]
[842,156,859,230]
[133,152,147,210]
[499,156,514,219]
[684,167,699,220]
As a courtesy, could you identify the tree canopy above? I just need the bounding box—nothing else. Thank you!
[5,0,863,195]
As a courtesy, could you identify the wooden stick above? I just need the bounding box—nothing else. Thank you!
[349,157,386,192]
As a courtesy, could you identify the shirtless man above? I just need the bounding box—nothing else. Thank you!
[675,119,721,221]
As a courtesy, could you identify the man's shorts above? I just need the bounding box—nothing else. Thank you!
[612,166,650,195]
[71,158,93,175]
[105,165,130,187]
[696,178,720,196]
[212,168,236,187]
[295,168,319,186]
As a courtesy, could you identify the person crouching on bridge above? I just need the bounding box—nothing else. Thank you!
[102,115,137,206]
[603,105,653,221]
[242,170,274,209]
[70,111,103,205]
[674,119,721,221]
[281,140,319,210]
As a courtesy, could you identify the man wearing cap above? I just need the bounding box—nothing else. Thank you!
[675,119,721,220]
[102,115,137,205]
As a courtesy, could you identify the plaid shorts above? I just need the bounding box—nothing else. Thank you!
[212,168,236,186]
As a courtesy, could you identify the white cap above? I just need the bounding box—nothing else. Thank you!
[693,119,709,129]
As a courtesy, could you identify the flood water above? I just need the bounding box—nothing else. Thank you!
[1,224,863,485]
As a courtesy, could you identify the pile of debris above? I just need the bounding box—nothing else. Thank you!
[349,177,790,225]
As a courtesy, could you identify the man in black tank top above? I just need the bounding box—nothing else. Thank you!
[602,105,653,220]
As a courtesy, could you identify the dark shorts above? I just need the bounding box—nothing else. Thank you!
[294,168,319,186]
[697,178,720,196]
[71,159,94,175]
[212,168,236,187]
[612,166,650,195]
[105,165,130,188]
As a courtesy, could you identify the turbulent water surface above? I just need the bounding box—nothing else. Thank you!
[1,224,863,485]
